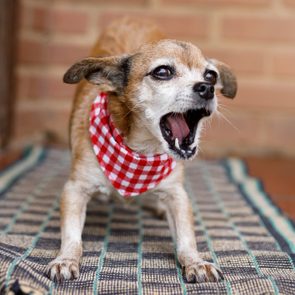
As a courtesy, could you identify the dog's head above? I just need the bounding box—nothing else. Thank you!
[64,40,237,160]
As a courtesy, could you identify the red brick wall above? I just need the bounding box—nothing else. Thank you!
[14,0,295,157]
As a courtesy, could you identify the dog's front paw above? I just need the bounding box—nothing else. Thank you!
[183,260,223,283]
[46,257,79,281]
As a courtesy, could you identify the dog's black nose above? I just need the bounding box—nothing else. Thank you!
[193,82,215,100]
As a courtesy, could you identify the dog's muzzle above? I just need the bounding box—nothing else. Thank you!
[159,107,211,159]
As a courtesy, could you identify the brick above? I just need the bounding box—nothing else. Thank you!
[42,109,71,141]
[59,0,146,4]
[17,39,90,66]
[262,115,295,149]
[16,74,75,101]
[13,0,295,156]
[204,48,265,75]
[202,109,265,149]
[222,16,295,43]
[238,81,295,109]
[272,51,295,77]
[160,0,269,7]
[19,1,32,29]
[201,108,295,156]
[234,81,295,109]
[31,7,89,34]
[282,0,295,8]
[14,108,70,142]
[13,109,44,139]
[99,12,209,40]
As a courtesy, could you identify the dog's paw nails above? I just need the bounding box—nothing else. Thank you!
[47,258,79,281]
[184,261,223,283]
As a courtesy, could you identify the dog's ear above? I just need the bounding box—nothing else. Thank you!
[207,59,237,99]
[63,55,131,92]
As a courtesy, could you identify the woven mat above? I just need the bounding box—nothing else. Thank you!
[0,147,295,295]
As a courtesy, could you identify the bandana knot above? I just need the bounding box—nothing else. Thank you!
[89,92,176,197]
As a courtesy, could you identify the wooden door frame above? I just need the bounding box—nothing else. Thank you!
[0,0,18,148]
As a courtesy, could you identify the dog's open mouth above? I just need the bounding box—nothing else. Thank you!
[160,108,211,159]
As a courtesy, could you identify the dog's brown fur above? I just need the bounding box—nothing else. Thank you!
[70,19,164,145]
[47,18,237,283]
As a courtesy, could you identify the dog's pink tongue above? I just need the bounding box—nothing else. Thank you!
[166,114,190,144]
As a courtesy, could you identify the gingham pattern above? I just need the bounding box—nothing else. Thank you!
[89,92,176,197]
[1,148,295,295]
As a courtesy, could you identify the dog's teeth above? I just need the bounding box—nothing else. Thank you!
[175,138,180,149]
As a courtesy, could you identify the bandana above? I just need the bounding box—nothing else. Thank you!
[89,92,176,197]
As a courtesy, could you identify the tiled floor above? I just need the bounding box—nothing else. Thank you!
[0,149,294,221]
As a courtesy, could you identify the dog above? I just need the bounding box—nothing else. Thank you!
[47,18,237,283]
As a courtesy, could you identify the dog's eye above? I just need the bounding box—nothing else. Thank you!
[151,65,174,80]
[204,70,218,85]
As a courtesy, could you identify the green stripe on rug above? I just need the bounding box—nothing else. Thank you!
[136,198,143,295]
[0,146,45,196]
[172,239,187,295]
[1,155,53,235]
[92,202,114,294]
[200,163,279,295]
[1,151,295,294]
[186,179,232,295]
[227,158,295,254]
[4,196,60,291]
[3,149,68,293]
[226,158,295,271]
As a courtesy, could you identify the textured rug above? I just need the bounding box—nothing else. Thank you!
[0,147,294,295]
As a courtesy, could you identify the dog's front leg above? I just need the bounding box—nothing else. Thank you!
[162,186,223,283]
[47,180,90,281]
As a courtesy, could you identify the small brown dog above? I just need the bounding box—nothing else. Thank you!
[47,18,237,283]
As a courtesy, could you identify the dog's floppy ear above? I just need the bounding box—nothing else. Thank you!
[207,59,237,99]
[63,55,131,92]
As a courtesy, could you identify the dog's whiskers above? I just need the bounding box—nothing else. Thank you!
[215,108,240,133]
[218,103,234,116]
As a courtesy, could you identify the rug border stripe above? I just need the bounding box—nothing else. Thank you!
[0,146,45,196]
[225,158,295,255]
[224,160,295,268]
[4,197,60,292]
[201,163,280,294]
[0,146,32,177]
[171,232,187,295]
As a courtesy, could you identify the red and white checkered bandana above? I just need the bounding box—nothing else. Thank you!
[89,92,176,197]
